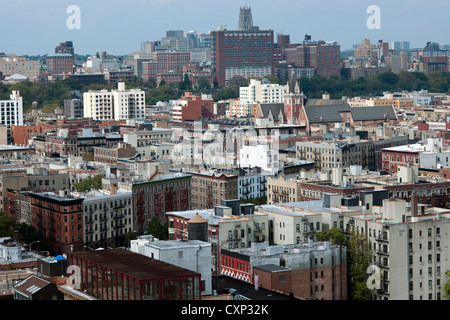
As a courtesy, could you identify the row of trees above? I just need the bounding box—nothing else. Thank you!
[300,71,450,100]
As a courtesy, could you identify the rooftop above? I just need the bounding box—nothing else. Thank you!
[67,248,200,281]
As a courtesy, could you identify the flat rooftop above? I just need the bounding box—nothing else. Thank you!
[68,248,200,281]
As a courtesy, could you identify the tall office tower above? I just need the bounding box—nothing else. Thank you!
[211,29,274,86]
[238,6,254,31]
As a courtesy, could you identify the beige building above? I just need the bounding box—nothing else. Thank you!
[189,171,238,210]
[93,142,136,164]
[384,55,402,74]
[218,211,270,250]
[123,128,174,148]
[0,167,70,214]
[0,55,40,80]
[296,137,374,171]
[267,176,302,205]
[346,197,450,300]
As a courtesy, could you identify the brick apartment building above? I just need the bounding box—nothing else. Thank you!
[172,92,215,122]
[221,241,347,300]
[285,39,341,78]
[132,172,192,234]
[189,171,238,210]
[93,142,136,164]
[29,191,84,255]
[46,53,74,75]
[142,52,191,83]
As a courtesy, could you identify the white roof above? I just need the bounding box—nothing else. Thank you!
[5,74,28,80]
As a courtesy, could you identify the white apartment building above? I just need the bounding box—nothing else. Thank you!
[238,172,270,200]
[131,238,212,296]
[83,82,145,121]
[239,144,282,174]
[112,82,145,121]
[234,79,286,117]
[1,90,23,127]
[1,90,23,144]
[123,128,174,148]
[86,55,118,74]
[80,189,133,249]
[347,197,450,300]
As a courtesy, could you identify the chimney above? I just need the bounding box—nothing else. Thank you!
[111,183,117,195]
[411,194,418,217]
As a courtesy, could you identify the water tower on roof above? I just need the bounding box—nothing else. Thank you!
[187,213,208,242]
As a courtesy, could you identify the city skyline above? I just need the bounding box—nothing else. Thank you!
[1,0,449,56]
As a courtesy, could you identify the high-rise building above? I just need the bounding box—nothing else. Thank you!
[83,82,145,121]
[285,38,341,78]
[1,90,23,144]
[142,52,191,82]
[392,40,410,51]
[211,29,274,86]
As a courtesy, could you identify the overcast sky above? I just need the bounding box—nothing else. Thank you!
[1,0,449,56]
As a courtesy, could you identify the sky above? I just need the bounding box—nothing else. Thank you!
[0,0,449,56]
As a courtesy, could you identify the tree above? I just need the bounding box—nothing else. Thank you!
[240,196,267,205]
[263,75,280,85]
[227,75,247,88]
[315,226,348,246]
[0,211,15,238]
[197,77,212,90]
[74,175,104,192]
[125,230,139,248]
[145,216,168,240]
[346,226,373,300]
[444,270,450,299]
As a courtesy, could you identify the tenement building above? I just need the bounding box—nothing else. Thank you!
[345,197,450,300]
[221,241,347,300]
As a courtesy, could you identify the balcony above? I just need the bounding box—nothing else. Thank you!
[375,236,389,242]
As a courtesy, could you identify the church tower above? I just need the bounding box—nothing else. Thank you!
[284,72,304,125]
[238,6,254,31]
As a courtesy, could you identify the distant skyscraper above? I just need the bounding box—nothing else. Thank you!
[392,41,410,51]
[238,6,254,31]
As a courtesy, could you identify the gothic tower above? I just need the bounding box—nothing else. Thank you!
[238,6,254,31]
